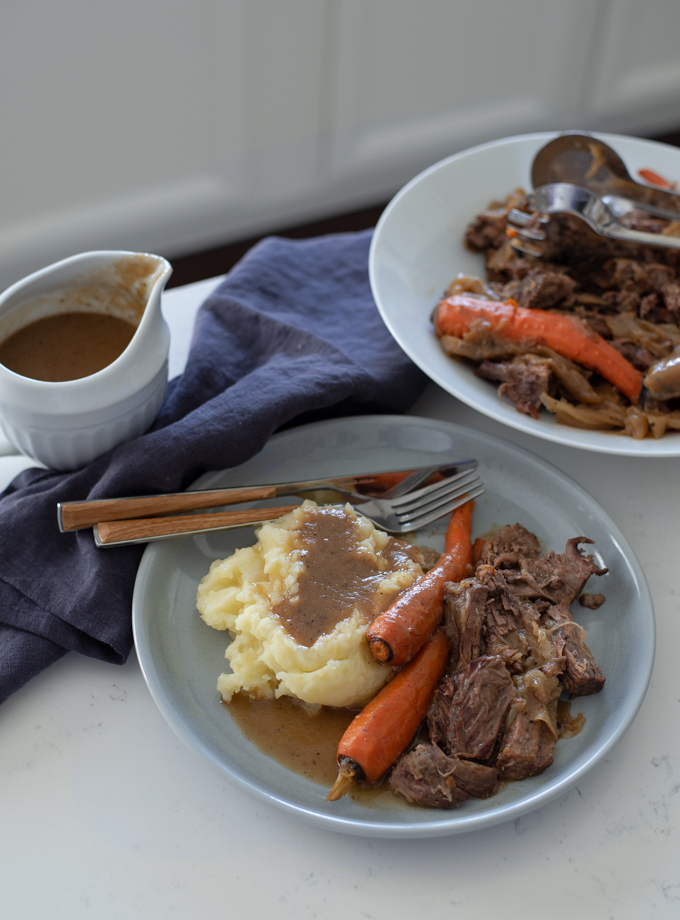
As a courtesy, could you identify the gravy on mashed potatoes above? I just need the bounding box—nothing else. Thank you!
[196,500,424,709]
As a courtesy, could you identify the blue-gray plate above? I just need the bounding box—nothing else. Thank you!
[132,415,654,838]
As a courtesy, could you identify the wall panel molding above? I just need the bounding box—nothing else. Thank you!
[587,0,680,116]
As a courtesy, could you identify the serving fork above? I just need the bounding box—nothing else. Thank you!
[507,183,680,258]
[92,467,485,547]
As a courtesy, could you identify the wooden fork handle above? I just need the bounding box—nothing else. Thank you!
[94,505,298,547]
[59,485,278,532]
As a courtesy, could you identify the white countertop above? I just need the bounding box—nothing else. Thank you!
[1,278,678,919]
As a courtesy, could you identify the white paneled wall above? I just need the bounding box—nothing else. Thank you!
[1,0,680,289]
[588,0,680,127]
[327,0,599,181]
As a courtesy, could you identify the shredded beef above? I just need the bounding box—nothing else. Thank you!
[479,523,541,569]
[465,210,508,251]
[639,293,665,323]
[542,601,605,696]
[480,576,543,672]
[603,285,642,314]
[455,191,680,437]
[476,356,552,418]
[388,745,470,808]
[497,568,554,607]
[611,337,658,370]
[644,264,677,291]
[579,593,605,609]
[497,712,555,781]
[388,744,499,808]
[446,754,499,798]
[443,579,488,670]
[524,537,608,605]
[573,306,615,335]
[663,282,680,322]
[514,268,578,310]
[374,518,608,811]
[485,241,529,280]
[428,656,516,759]
[604,258,663,293]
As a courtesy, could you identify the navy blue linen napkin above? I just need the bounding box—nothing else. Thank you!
[0,230,428,702]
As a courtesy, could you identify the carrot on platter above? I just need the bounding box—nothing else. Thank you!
[366,500,474,666]
[637,168,677,190]
[433,294,643,405]
[326,628,450,800]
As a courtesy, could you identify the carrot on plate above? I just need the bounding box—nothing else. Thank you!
[433,294,643,405]
[366,500,474,667]
[471,536,486,568]
[326,628,450,800]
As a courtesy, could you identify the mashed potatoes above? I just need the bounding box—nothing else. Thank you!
[196,500,424,708]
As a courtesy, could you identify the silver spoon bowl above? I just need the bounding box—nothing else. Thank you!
[531,132,680,220]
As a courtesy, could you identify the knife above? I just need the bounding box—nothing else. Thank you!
[57,461,475,532]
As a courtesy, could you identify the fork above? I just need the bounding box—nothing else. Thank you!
[93,467,485,547]
[57,461,474,532]
[506,183,680,257]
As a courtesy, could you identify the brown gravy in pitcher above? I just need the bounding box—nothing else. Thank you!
[0,311,136,381]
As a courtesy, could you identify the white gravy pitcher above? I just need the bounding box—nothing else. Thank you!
[0,250,172,471]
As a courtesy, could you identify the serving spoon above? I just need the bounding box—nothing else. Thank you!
[531,132,680,221]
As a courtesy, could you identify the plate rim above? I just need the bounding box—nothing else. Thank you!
[368,130,680,458]
[132,413,655,838]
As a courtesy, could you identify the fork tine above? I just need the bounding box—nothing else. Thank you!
[379,465,441,500]
[403,484,486,532]
[507,207,550,228]
[396,475,484,525]
[508,234,544,257]
[389,467,478,512]
[506,208,548,242]
[391,473,480,518]
[396,477,482,523]
[507,224,547,241]
[381,458,477,499]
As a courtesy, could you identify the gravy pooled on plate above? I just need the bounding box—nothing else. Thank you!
[228,694,357,785]
[227,693,412,808]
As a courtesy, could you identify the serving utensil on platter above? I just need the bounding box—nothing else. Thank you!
[506,183,680,258]
[58,461,474,533]
[508,132,680,256]
[531,132,680,216]
[92,467,485,547]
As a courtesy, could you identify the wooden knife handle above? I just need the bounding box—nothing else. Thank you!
[59,485,278,532]
[94,505,298,546]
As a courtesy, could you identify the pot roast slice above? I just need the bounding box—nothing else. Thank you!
[542,601,606,696]
[497,711,556,781]
[524,537,608,605]
[388,744,498,809]
[428,655,516,760]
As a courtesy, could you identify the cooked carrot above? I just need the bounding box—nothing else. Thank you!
[444,501,473,553]
[357,471,414,493]
[638,168,677,190]
[433,294,643,404]
[366,500,473,666]
[471,536,486,568]
[326,629,449,798]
